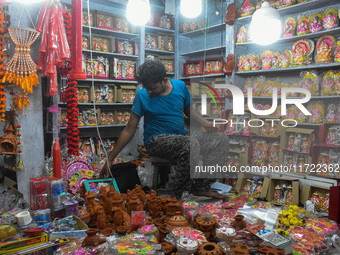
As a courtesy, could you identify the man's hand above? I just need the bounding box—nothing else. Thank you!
[100,160,112,178]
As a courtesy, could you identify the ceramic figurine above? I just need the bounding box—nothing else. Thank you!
[326,127,336,145]
[292,40,313,66]
[301,137,310,153]
[325,104,337,123]
[283,17,296,37]
[236,26,247,43]
[297,15,309,35]
[310,103,324,124]
[322,71,335,96]
[301,71,318,95]
[315,35,336,64]
[261,50,273,69]
[238,0,254,17]
[310,13,323,33]
[323,9,338,29]
[281,50,292,68]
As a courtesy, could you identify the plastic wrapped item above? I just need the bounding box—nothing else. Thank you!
[283,16,296,38]
[325,103,338,123]
[280,50,292,68]
[292,39,314,66]
[111,233,159,254]
[309,102,325,123]
[236,26,247,43]
[323,8,339,29]
[306,218,338,236]
[321,70,335,95]
[0,225,17,241]
[275,0,295,9]
[309,12,323,33]
[271,52,281,69]
[250,54,260,70]
[55,240,107,255]
[335,71,340,95]
[261,50,273,69]
[334,40,340,63]
[238,0,254,17]
[30,176,51,211]
[315,35,336,64]
[300,71,319,96]
[297,15,309,35]
[51,179,67,210]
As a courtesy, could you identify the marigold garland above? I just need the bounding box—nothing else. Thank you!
[0,7,6,122]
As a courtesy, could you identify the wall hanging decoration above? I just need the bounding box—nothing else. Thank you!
[0,6,5,122]
[37,0,70,96]
[15,113,23,169]
[2,27,40,93]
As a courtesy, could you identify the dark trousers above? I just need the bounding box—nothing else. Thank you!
[146,130,230,198]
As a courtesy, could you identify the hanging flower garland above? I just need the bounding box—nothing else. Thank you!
[0,7,6,122]
[63,9,80,156]
[15,113,24,169]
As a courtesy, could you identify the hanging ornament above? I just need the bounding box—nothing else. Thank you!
[0,6,6,122]
[62,8,80,156]
[0,111,16,155]
[12,90,29,115]
[2,27,40,93]
[15,114,23,169]
[37,0,70,96]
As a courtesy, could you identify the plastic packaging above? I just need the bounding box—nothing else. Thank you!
[297,15,309,35]
[283,16,296,38]
[321,70,335,96]
[238,0,254,17]
[236,26,247,43]
[315,35,336,64]
[300,70,319,96]
[323,8,339,29]
[309,12,323,33]
[292,39,314,66]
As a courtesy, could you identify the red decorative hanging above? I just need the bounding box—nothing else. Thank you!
[63,8,80,156]
[0,6,6,122]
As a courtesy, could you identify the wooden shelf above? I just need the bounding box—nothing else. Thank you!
[82,49,139,59]
[145,25,175,34]
[60,124,127,130]
[236,27,340,47]
[83,25,139,40]
[235,0,332,24]
[235,63,340,75]
[180,73,225,79]
[145,48,175,55]
[180,23,225,37]
[313,144,340,149]
[58,103,133,107]
[76,78,138,84]
[181,46,226,57]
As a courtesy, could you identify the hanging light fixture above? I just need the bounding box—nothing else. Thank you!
[181,0,202,19]
[249,1,281,45]
[127,0,150,26]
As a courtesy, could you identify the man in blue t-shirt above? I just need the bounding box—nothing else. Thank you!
[101,60,229,198]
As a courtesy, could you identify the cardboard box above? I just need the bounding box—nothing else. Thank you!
[41,216,88,241]
[319,123,340,144]
[0,234,48,254]
[203,58,224,75]
[279,151,312,175]
[159,56,174,73]
[280,127,315,153]
[96,11,115,30]
[145,34,158,49]
[117,85,136,104]
[99,110,116,125]
[115,39,138,55]
[91,85,117,103]
[263,177,299,205]
[301,185,330,205]
[166,35,175,52]
[179,17,205,33]
[111,59,136,80]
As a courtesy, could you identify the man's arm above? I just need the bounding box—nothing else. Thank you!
[100,111,141,177]
[184,105,210,126]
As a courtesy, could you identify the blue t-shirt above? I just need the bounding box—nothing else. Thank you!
[132,79,192,146]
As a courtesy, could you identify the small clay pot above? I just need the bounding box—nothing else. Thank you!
[82,229,106,247]
[116,225,128,235]
[100,227,115,237]
[197,242,224,255]
[24,227,45,237]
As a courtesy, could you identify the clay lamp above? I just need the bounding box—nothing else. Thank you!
[229,243,249,255]
[145,218,154,225]
[99,227,115,237]
[258,245,285,255]
[78,206,90,224]
[82,229,106,247]
[195,213,217,241]
[166,211,189,231]
[24,228,45,237]
[197,242,224,255]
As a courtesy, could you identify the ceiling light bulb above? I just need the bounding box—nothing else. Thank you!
[249,1,282,45]
[181,0,202,19]
[127,0,150,26]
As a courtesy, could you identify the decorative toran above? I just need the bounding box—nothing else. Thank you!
[0,6,5,122]
[63,9,80,156]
